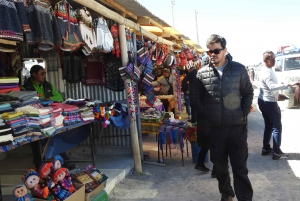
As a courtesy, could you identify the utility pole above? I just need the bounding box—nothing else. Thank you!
[171,0,175,27]
[195,10,199,44]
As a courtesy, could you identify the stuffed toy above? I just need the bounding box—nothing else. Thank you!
[22,169,49,199]
[48,168,76,200]
[13,185,33,201]
[52,155,64,173]
[38,163,53,188]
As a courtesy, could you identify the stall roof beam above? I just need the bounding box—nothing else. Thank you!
[73,0,174,46]
[138,17,179,40]
[96,0,137,20]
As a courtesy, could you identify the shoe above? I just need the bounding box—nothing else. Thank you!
[188,115,191,120]
[195,164,210,172]
[220,194,233,201]
[211,170,217,178]
[272,151,290,160]
[261,147,274,156]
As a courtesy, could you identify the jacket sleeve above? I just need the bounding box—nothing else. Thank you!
[264,71,288,92]
[50,83,63,102]
[195,71,205,118]
[240,68,254,115]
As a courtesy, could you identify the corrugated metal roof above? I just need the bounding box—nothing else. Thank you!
[114,0,171,27]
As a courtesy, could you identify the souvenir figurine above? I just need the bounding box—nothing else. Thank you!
[22,169,49,199]
[48,168,76,200]
[38,162,53,188]
[13,185,33,201]
[52,155,64,172]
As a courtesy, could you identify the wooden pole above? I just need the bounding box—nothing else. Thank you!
[172,68,179,117]
[72,0,174,46]
[119,14,142,173]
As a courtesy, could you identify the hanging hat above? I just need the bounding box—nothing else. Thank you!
[38,163,53,178]
[22,169,39,189]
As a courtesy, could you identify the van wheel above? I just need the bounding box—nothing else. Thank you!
[285,95,295,109]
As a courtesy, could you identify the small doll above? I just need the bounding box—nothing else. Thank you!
[48,168,76,200]
[52,155,64,173]
[22,169,49,199]
[38,163,53,188]
[13,185,33,201]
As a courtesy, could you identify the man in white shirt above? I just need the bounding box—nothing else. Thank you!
[258,51,297,160]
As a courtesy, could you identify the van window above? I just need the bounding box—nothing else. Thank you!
[284,57,300,71]
[275,59,282,72]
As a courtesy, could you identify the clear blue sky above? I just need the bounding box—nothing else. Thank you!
[138,0,300,65]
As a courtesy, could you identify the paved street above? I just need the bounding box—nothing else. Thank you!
[109,90,300,201]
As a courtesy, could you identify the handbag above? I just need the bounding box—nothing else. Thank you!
[163,50,175,67]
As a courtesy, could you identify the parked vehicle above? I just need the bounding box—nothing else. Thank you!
[274,47,300,108]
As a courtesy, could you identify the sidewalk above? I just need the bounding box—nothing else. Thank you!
[108,96,300,201]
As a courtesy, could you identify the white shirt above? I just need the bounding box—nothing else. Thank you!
[258,65,288,102]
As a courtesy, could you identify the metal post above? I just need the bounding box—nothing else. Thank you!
[119,15,142,173]
[171,0,175,28]
[195,10,199,44]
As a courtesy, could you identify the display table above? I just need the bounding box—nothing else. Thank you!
[0,121,96,166]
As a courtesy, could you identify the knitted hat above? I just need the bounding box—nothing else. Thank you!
[38,163,53,178]
[52,155,64,168]
[201,55,210,67]
[163,68,170,73]
[12,185,28,199]
[52,168,68,183]
[22,169,39,189]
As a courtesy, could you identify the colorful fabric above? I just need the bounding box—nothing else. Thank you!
[27,0,61,50]
[54,0,82,52]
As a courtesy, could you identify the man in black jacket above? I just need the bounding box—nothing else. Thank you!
[195,34,253,201]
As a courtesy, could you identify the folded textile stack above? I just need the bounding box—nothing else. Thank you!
[15,105,55,137]
[51,103,82,126]
[0,122,13,146]
[51,106,64,129]
[0,77,20,93]
[7,91,37,101]
[78,106,94,122]
[0,103,14,114]
[1,111,27,139]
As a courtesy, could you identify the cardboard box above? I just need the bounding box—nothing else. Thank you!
[34,183,85,201]
[85,181,106,201]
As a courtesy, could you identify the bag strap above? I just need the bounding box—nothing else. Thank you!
[165,76,172,87]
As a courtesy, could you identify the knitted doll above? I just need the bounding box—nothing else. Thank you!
[13,185,33,201]
[48,168,76,200]
[52,155,64,173]
[38,163,53,188]
[22,169,49,199]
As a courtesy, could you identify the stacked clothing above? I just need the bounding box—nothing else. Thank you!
[16,105,55,137]
[1,111,27,139]
[0,122,13,146]
[52,103,82,126]
[51,105,64,129]
[78,106,94,122]
[0,103,14,114]
[7,91,37,101]
[0,77,20,93]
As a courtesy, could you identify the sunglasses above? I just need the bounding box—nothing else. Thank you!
[207,48,224,55]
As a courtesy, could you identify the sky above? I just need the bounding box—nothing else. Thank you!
[137,0,300,66]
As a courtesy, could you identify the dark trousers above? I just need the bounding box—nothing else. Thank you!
[258,98,282,153]
[190,101,197,123]
[196,147,208,165]
[207,124,253,200]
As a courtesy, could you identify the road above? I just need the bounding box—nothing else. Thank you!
[109,90,300,201]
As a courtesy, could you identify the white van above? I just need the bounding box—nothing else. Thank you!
[274,51,300,108]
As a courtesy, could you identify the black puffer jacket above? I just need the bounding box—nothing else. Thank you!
[195,55,253,127]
